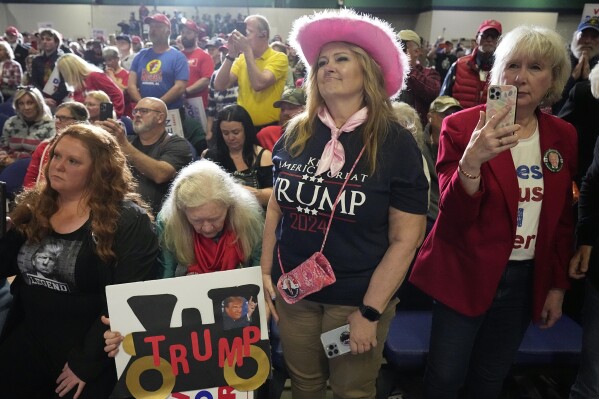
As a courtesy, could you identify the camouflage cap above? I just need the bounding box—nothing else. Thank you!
[430,96,463,113]
[273,87,306,107]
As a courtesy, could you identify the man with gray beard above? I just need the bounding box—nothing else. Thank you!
[553,16,599,113]
[97,97,192,215]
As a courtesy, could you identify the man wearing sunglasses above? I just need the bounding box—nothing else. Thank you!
[97,97,192,215]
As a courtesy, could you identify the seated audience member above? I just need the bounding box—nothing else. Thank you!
[202,104,273,207]
[257,87,306,152]
[56,53,125,117]
[24,101,90,188]
[97,97,192,215]
[102,46,134,117]
[103,159,263,358]
[157,159,264,278]
[1,86,55,168]
[84,90,113,123]
[0,123,159,398]
[0,41,23,102]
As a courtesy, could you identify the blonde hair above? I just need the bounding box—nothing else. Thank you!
[284,42,396,175]
[490,25,571,106]
[13,86,52,122]
[391,102,426,150]
[56,53,102,90]
[0,41,15,60]
[160,160,264,266]
[85,90,111,104]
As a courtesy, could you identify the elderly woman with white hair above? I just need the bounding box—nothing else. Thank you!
[157,159,264,278]
[411,25,577,398]
[261,9,428,399]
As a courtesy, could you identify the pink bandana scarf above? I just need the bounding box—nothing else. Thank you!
[315,105,368,176]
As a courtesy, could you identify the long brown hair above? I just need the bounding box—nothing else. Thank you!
[284,42,396,175]
[10,124,151,264]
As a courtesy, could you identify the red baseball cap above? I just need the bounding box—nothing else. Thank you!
[131,35,142,44]
[478,19,502,35]
[182,19,200,33]
[144,14,171,29]
[5,26,18,36]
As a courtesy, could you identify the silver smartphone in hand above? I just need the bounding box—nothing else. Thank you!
[320,324,351,358]
[486,84,517,130]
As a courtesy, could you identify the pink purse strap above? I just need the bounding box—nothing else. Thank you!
[278,145,366,274]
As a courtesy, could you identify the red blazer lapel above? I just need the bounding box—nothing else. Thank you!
[488,148,519,233]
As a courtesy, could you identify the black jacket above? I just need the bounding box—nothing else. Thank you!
[31,49,68,104]
[577,137,599,290]
[559,80,599,187]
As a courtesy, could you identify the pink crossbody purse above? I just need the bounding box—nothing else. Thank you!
[276,146,366,304]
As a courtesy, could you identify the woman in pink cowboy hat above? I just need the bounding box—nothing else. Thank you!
[260,8,429,398]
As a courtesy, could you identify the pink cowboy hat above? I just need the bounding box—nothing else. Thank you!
[289,8,408,98]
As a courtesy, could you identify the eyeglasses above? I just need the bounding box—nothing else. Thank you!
[17,85,36,92]
[132,107,163,116]
[54,115,78,122]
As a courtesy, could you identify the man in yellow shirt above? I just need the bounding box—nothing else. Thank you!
[214,15,288,128]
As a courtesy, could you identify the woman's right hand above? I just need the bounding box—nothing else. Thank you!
[101,315,123,358]
[262,274,279,323]
[460,107,520,174]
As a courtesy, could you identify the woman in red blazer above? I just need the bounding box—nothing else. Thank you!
[410,26,577,399]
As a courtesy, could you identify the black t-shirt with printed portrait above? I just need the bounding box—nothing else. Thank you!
[271,119,429,306]
[0,201,159,387]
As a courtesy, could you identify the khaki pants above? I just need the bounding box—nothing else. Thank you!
[275,296,398,399]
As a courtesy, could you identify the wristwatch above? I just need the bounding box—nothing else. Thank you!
[359,304,381,322]
[225,54,237,62]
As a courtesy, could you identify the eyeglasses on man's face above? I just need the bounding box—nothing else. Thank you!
[132,107,163,116]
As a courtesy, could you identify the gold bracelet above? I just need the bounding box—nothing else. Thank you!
[458,162,480,179]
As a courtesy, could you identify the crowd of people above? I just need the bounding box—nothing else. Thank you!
[0,5,598,399]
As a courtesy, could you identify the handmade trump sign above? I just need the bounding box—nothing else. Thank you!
[106,267,270,399]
